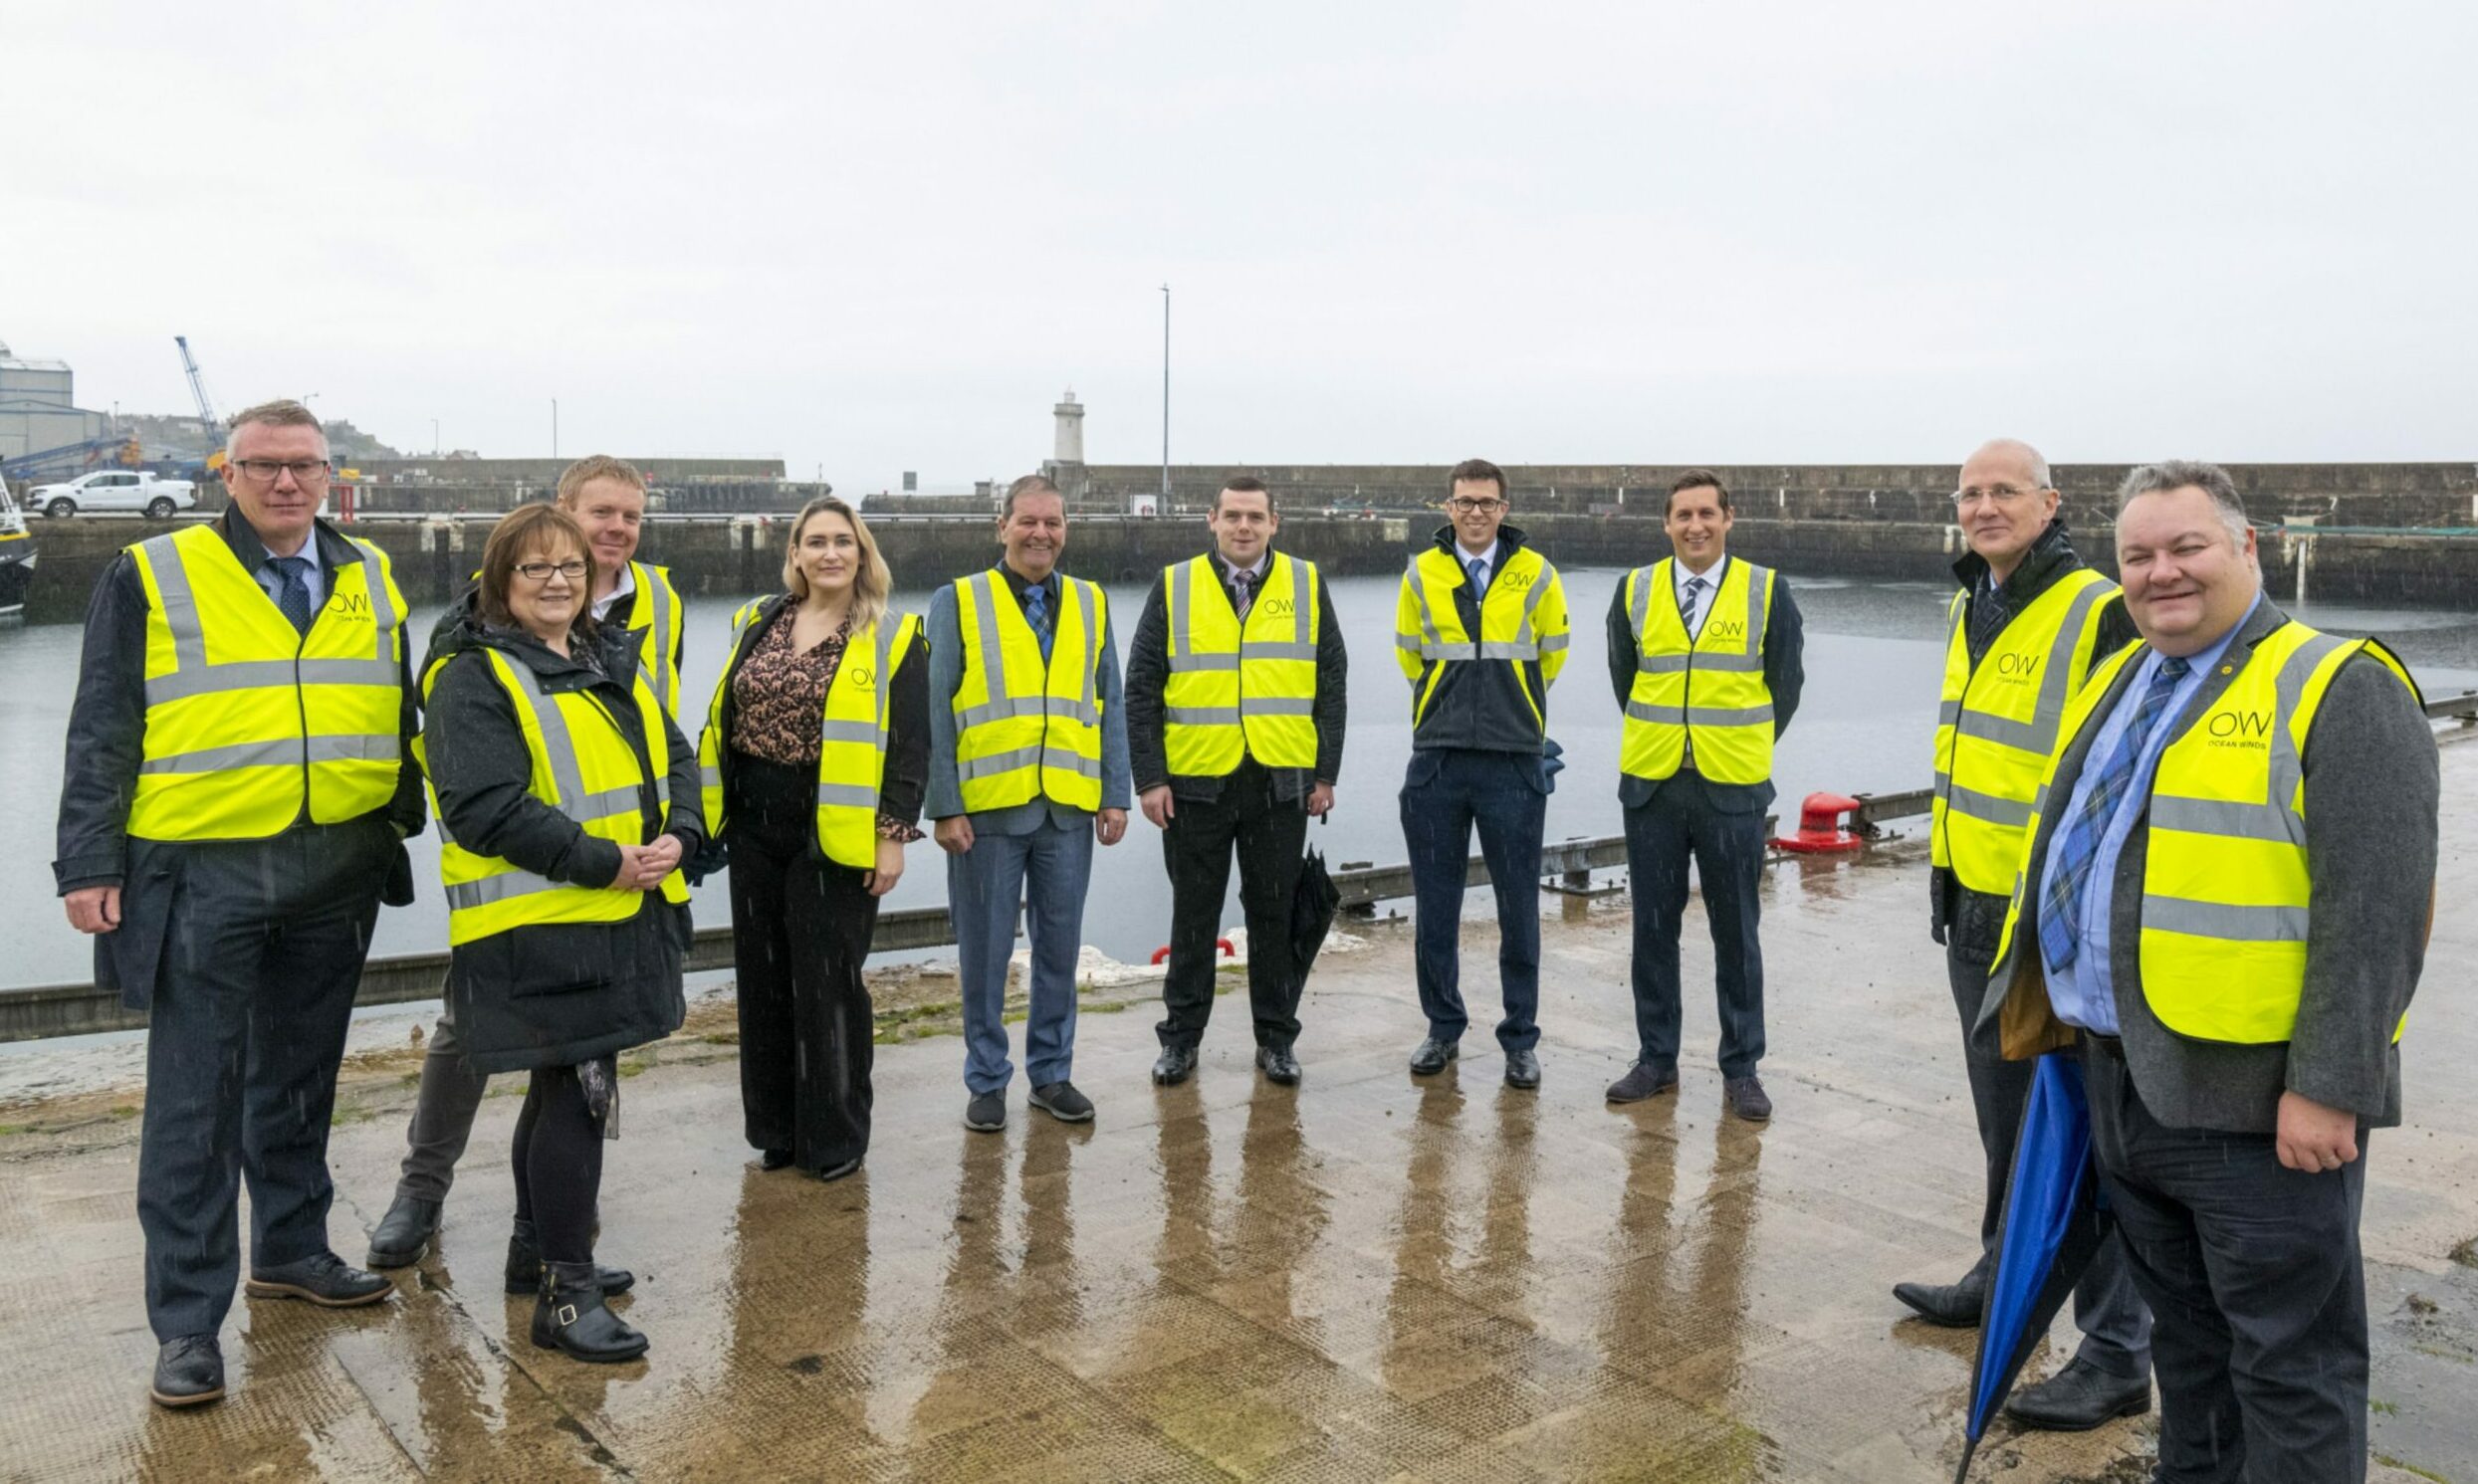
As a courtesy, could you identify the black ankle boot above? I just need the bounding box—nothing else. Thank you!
[531,1261,648,1363]
[506,1218,635,1296]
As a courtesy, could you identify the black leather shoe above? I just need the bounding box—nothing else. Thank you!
[1606,1062,1677,1103]
[815,1157,862,1181]
[1503,1049,1542,1089]
[532,1261,648,1364]
[504,1218,633,1297]
[1723,1075,1773,1122]
[1892,1278,1984,1329]
[759,1148,795,1170]
[366,1193,441,1269]
[1152,1045,1198,1086]
[246,1251,392,1308]
[1255,1045,1301,1085]
[149,1335,224,1408]
[2003,1357,2152,1430]
[1409,1037,1459,1076]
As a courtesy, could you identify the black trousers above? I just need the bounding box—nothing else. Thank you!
[2086,1043,2367,1483]
[134,818,391,1341]
[512,1060,608,1265]
[1942,887,2150,1373]
[1155,761,1309,1052]
[728,754,879,1173]
[1621,783,1765,1078]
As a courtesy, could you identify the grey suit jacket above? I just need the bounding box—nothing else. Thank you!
[1979,598,2438,1132]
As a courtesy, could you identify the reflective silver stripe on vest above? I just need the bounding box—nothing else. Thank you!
[2141,895,2311,943]
[1041,746,1102,778]
[140,532,400,705]
[1951,579,2112,753]
[816,783,879,808]
[1938,700,1962,727]
[1166,558,1192,666]
[1166,706,1239,726]
[136,733,396,774]
[1622,702,1777,727]
[701,764,722,790]
[499,655,595,819]
[637,563,676,709]
[2146,627,2348,851]
[1941,779,2036,829]
[958,744,1041,782]
[2148,796,2300,843]
[816,617,904,813]
[819,719,883,744]
[445,872,562,910]
[1239,696,1315,718]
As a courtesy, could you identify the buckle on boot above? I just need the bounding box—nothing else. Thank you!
[556,1304,578,1327]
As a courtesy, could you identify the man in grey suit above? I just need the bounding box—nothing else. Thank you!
[1980,460,2438,1483]
[927,475,1131,1132]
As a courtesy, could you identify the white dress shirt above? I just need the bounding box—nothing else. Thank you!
[1674,554,1727,639]
[592,558,636,623]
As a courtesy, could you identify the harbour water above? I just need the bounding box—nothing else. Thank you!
[4,566,2475,993]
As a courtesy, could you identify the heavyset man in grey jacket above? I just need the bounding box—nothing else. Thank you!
[1980,461,2438,1484]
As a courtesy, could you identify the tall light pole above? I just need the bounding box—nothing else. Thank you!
[431,419,440,457]
[1160,283,1171,503]
[552,398,560,459]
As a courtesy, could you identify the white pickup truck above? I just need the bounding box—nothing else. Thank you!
[29,470,199,520]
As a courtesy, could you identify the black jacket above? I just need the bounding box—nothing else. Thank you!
[1125,551,1347,803]
[1977,599,2437,1131]
[423,603,704,1074]
[1603,554,1806,815]
[707,593,932,840]
[54,509,425,894]
[1406,523,1562,756]
[1932,519,2141,945]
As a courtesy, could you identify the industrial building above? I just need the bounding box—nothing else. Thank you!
[0,339,113,462]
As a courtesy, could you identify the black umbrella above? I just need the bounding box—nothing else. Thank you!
[1953,1051,2111,1482]
[1287,842,1342,995]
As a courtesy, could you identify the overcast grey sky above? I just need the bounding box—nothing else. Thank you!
[7,2,2473,491]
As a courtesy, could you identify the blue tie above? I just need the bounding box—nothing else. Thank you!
[1466,557,1487,600]
[1022,580,1053,662]
[2039,655,2190,971]
[267,555,314,635]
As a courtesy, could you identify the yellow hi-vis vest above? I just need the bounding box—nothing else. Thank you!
[127,524,407,841]
[420,647,690,947]
[1618,556,1776,786]
[1162,552,1320,776]
[1992,620,2418,1046]
[1393,544,1568,731]
[951,570,1107,813]
[698,601,923,871]
[620,560,682,717]
[1931,571,2120,894]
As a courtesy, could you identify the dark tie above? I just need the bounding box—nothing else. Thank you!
[1466,557,1487,600]
[267,555,314,635]
[1684,575,1708,634]
[2039,656,2191,971]
[1022,580,1053,662]
[1231,570,1255,621]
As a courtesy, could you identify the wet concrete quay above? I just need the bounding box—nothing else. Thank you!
[3,749,2474,1482]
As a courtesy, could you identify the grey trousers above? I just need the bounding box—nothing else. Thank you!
[395,1004,492,1203]
[1944,886,2152,1378]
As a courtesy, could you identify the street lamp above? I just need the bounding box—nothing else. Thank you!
[552,398,560,459]
[1160,283,1171,503]
[431,419,440,457]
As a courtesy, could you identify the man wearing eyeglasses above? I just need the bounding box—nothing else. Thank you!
[1892,438,2152,1432]
[1394,458,1569,1088]
[365,454,684,1274]
[54,400,423,1408]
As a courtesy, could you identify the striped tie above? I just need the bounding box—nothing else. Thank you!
[2038,656,2190,971]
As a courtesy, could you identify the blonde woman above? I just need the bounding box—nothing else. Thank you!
[697,497,926,1180]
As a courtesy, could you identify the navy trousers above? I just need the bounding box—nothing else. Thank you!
[2086,1043,2366,1483]
[1400,748,1545,1053]
[1621,783,1766,1078]
[949,815,1093,1095]
[134,818,392,1341]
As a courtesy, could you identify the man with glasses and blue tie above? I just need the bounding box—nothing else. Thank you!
[55,399,423,1408]
[1603,470,1803,1123]
[1394,458,1570,1089]
[1979,461,2436,1483]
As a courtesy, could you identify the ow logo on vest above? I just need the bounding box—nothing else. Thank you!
[2206,708,2273,748]
[1706,618,1745,644]
[1261,597,1295,616]
[1498,569,1534,591]
[1996,652,2041,679]
[847,667,875,690]
[331,591,373,621]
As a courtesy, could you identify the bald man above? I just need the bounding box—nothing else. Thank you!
[1896,439,2154,1431]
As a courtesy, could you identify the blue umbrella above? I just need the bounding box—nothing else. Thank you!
[1953,1051,2110,1482]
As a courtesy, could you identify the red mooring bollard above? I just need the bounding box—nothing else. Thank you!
[1773,791,1867,854]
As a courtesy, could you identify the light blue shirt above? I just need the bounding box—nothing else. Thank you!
[1458,539,1499,596]
[2038,595,2258,1032]
[254,536,328,613]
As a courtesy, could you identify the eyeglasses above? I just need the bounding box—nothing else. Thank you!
[233,459,332,484]
[1448,497,1507,515]
[1951,484,2045,509]
[515,560,589,582]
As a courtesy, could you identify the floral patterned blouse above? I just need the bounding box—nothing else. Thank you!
[728,609,921,841]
